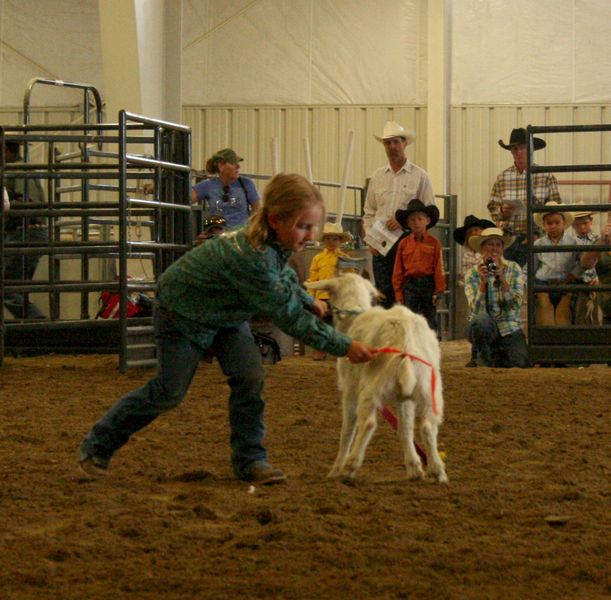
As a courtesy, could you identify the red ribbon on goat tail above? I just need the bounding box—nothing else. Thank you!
[371,347,438,416]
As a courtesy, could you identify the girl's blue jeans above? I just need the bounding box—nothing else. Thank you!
[79,306,268,479]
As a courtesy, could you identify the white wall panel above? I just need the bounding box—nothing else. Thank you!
[182,104,428,217]
[6,103,609,226]
[452,0,611,104]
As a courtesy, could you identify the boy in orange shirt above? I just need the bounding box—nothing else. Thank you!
[392,199,446,334]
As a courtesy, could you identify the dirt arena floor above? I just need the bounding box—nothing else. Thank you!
[0,340,609,600]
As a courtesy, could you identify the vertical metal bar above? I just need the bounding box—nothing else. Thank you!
[526,126,535,364]
[46,140,57,320]
[0,127,5,365]
[80,116,91,319]
[448,193,458,339]
[185,128,193,247]
[118,111,129,373]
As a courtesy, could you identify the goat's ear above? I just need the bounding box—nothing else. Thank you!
[304,278,338,292]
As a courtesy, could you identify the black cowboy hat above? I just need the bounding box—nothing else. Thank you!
[395,199,440,230]
[453,214,496,246]
[498,127,546,151]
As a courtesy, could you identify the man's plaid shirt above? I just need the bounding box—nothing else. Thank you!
[487,164,561,236]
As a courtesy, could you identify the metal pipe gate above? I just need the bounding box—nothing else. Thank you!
[1,82,192,372]
[526,123,611,365]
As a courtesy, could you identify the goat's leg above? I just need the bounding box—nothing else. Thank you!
[327,391,358,479]
[421,418,448,483]
[397,400,424,480]
[339,395,378,481]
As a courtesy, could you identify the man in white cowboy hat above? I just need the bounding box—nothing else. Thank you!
[362,120,435,308]
[487,127,561,267]
[464,227,529,368]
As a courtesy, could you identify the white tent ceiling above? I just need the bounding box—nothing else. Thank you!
[0,0,609,109]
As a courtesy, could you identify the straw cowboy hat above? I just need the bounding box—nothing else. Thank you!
[374,121,416,145]
[395,199,440,230]
[534,201,574,230]
[453,215,496,246]
[468,227,516,253]
[572,202,595,220]
[319,221,351,243]
[498,127,546,151]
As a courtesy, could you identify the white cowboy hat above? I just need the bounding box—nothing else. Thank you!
[468,227,516,253]
[374,121,416,145]
[319,221,351,243]
[534,201,574,231]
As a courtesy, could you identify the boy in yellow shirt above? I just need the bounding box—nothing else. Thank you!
[307,222,351,359]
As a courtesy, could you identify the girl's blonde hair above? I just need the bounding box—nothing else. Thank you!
[246,173,324,249]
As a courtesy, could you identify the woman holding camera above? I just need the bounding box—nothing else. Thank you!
[463,227,529,368]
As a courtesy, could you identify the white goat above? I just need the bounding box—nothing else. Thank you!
[306,273,448,483]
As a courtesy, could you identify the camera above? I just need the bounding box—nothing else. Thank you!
[485,258,499,273]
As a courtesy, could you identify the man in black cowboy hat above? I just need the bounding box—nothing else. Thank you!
[392,199,445,334]
[363,121,436,308]
[487,127,561,267]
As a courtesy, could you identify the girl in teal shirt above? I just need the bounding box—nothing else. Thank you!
[78,174,374,485]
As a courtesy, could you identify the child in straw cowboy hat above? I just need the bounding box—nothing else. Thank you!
[464,227,529,368]
[533,202,582,327]
[307,222,351,359]
[453,214,496,366]
[572,205,611,325]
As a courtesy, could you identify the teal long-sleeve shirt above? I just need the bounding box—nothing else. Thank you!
[157,228,352,356]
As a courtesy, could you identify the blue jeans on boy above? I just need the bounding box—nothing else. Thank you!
[467,313,529,368]
[79,305,268,479]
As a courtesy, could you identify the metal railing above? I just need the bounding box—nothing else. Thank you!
[526,123,611,364]
[1,107,192,371]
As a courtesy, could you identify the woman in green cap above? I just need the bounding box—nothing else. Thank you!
[192,148,261,228]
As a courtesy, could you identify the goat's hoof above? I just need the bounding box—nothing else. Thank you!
[326,470,341,480]
[340,474,358,486]
[405,465,425,481]
[435,471,449,483]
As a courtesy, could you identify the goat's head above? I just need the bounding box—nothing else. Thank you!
[305,273,380,329]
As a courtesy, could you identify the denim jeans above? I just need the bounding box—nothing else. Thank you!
[80,306,268,479]
[402,275,437,333]
[3,227,47,319]
[372,235,406,309]
[467,313,529,368]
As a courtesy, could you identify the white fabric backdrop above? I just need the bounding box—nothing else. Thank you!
[0,0,103,108]
[0,0,609,108]
[182,0,426,105]
[451,0,611,104]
